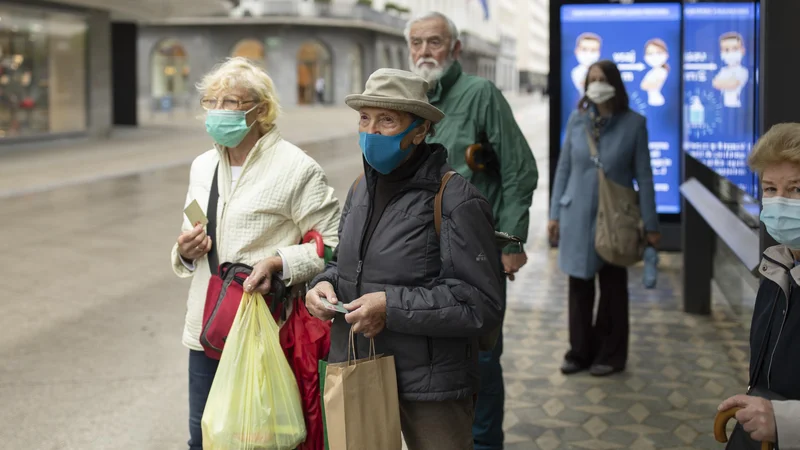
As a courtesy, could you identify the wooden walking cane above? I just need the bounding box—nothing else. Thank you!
[714,407,774,450]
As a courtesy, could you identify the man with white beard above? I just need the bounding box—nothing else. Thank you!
[404,11,538,450]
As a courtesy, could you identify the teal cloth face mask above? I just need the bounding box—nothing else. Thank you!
[761,196,800,248]
[205,104,259,147]
[359,120,421,174]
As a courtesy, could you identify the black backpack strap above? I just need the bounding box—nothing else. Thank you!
[207,164,220,275]
[748,289,781,391]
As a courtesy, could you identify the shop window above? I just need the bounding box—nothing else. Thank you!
[151,39,190,111]
[297,40,331,105]
[231,39,265,65]
[0,5,87,138]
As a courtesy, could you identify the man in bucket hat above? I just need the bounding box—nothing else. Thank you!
[306,68,505,449]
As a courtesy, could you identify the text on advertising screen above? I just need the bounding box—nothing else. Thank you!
[560,3,682,214]
[683,3,758,197]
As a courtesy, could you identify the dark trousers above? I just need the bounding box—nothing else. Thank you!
[188,350,219,450]
[400,398,475,450]
[473,277,506,450]
[566,264,629,369]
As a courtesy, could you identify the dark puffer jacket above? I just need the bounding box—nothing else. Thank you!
[311,144,505,402]
[751,245,800,400]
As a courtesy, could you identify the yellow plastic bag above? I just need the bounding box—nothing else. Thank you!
[201,292,307,450]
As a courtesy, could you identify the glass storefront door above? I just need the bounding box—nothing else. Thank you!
[0,4,87,138]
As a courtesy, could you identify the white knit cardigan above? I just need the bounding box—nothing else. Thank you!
[171,129,341,351]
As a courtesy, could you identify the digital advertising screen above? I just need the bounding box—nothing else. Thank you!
[683,3,758,196]
[560,3,682,214]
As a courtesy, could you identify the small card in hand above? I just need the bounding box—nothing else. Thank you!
[323,297,348,314]
[184,199,208,226]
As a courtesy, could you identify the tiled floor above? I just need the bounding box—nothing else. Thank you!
[502,243,752,449]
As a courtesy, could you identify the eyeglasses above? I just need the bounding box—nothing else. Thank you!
[200,97,257,111]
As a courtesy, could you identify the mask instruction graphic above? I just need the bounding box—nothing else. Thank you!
[682,3,757,196]
[560,3,682,214]
[711,32,749,108]
[640,38,670,107]
[571,33,602,94]
[689,96,705,127]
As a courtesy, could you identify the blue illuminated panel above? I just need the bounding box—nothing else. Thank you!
[560,3,682,214]
[683,3,758,197]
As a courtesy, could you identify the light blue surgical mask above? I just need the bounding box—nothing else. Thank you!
[761,196,800,248]
[205,104,259,147]
[359,120,421,174]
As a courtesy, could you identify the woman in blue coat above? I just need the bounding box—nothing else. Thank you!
[548,60,660,377]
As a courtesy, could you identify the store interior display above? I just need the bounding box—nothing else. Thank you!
[0,5,86,138]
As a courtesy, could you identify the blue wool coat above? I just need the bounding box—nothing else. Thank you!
[549,109,659,280]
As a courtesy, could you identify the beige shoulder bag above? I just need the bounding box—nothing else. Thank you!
[585,128,646,267]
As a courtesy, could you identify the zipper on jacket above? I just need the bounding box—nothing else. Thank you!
[354,186,409,296]
[767,283,791,388]
[427,337,434,368]
[355,205,373,299]
[216,144,260,259]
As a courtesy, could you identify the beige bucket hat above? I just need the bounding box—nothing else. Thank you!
[345,68,445,123]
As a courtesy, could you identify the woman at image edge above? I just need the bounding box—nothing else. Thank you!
[170,57,340,450]
[548,60,660,377]
[717,123,800,449]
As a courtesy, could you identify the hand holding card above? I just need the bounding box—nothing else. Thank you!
[184,199,208,226]
[323,297,348,314]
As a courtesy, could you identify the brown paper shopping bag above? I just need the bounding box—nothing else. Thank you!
[323,330,402,450]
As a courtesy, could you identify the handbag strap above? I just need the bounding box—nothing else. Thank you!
[584,127,603,171]
[748,289,781,391]
[434,171,457,236]
[207,164,220,275]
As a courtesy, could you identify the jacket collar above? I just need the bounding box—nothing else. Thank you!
[760,245,800,300]
[214,127,282,200]
[214,126,281,165]
[363,141,447,192]
[428,60,463,104]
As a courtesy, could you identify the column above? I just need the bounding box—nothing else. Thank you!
[758,0,800,252]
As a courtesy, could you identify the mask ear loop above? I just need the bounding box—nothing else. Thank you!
[400,119,425,150]
[244,101,267,133]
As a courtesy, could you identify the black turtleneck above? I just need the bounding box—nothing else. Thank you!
[362,144,431,252]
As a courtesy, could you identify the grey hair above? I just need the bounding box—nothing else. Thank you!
[411,114,437,138]
[404,11,460,50]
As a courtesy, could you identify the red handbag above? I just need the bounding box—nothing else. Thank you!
[200,262,287,360]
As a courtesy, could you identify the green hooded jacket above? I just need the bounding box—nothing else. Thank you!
[426,61,538,253]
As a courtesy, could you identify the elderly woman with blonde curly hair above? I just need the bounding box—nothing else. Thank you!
[170,57,340,450]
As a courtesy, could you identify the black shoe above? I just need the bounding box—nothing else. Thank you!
[560,360,588,375]
[589,364,624,377]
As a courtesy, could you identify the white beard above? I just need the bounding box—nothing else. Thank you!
[409,55,453,86]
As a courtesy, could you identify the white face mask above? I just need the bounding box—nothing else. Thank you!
[721,51,743,65]
[585,81,616,104]
[576,51,600,66]
[645,53,668,68]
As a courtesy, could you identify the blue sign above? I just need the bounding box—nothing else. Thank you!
[683,3,757,196]
[560,4,682,214]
